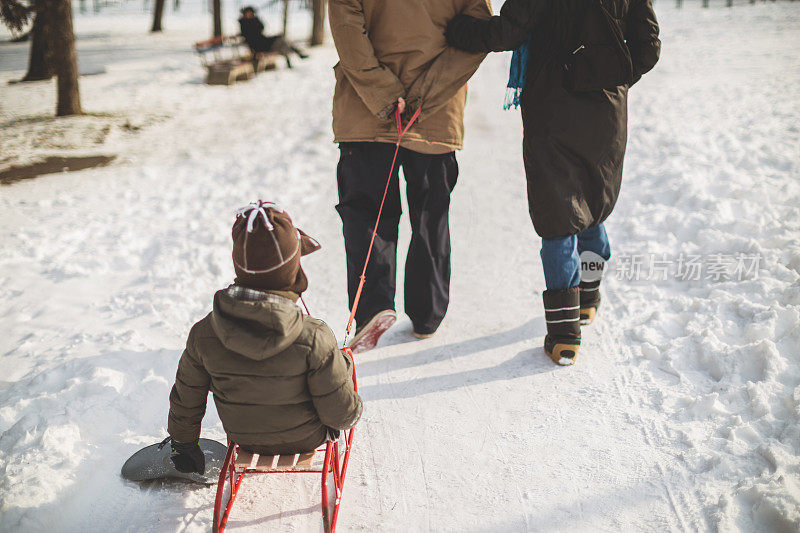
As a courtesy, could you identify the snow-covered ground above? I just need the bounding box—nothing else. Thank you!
[1,2,799,532]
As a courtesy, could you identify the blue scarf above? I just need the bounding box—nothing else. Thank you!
[504,37,531,110]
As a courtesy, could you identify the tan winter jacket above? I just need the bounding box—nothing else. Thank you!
[168,287,362,454]
[329,0,492,154]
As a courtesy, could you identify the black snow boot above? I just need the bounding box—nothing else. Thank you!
[579,279,602,325]
[543,287,581,366]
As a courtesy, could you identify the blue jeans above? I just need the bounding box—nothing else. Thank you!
[540,224,611,290]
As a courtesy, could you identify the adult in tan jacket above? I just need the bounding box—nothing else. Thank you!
[331,0,492,352]
[166,203,362,475]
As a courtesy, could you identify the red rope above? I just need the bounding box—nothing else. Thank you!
[300,295,311,315]
[344,105,422,340]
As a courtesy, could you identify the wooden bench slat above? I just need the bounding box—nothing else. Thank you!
[204,62,254,85]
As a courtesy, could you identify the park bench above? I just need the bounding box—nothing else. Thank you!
[230,35,281,73]
[194,36,279,85]
[251,49,279,73]
[194,36,253,85]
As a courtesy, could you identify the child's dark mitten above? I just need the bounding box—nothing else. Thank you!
[170,440,206,474]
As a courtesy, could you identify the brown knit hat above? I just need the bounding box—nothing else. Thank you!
[232,201,321,293]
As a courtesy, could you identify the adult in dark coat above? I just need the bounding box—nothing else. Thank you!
[446,0,660,365]
[238,6,308,67]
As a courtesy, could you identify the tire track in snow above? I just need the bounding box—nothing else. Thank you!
[356,352,433,531]
[597,305,699,533]
[382,364,434,532]
[445,346,532,532]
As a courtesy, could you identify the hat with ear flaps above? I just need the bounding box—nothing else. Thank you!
[232,201,321,293]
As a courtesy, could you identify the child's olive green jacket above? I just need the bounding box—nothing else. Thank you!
[168,287,362,454]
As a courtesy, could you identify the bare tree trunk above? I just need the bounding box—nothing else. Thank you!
[43,0,82,116]
[310,0,325,46]
[282,0,289,36]
[151,0,165,32]
[22,8,53,82]
[212,0,221,37]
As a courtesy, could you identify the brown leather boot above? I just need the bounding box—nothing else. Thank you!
[543,287,581,365]
[579,279,601,325]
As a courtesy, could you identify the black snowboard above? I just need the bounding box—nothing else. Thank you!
[121,438,228,484]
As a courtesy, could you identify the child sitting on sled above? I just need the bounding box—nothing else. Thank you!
[166,202,363,475]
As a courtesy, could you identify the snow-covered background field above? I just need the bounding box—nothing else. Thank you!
[1,1,799,531]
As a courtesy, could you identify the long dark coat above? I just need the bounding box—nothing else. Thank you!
[446,0,660,238]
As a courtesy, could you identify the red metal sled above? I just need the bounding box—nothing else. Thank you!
[212,348,357,533]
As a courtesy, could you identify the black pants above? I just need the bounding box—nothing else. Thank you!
[248,35,304,57]
[336,142,458,334]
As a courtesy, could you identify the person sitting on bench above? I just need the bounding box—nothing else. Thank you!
[166,202,363,475]
[238,6,309,68]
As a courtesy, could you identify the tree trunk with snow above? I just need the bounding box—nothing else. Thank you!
[282,0,289,36]
[310,0,325,46]
[151,0,165,32]
[212,0,221,37]
[22,9,53,81]
[43,0,82,116]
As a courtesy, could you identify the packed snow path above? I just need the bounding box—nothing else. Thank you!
[1,4,799,532]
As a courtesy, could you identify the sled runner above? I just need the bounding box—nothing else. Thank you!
[212,348,357,533]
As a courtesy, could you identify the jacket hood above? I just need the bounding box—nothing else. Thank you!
[210,288,304,361]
